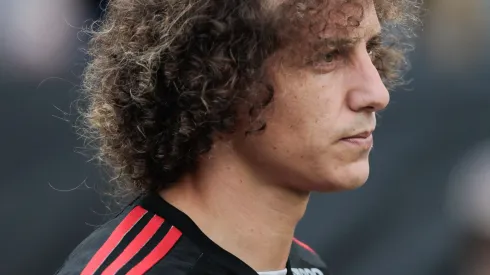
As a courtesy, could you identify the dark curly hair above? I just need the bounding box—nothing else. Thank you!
[80,0,421,197]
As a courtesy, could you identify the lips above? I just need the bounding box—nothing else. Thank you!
[340,130,374,149]
[343,131,372,139]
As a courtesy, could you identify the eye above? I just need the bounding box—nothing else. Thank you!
[322,50,340,63]
[309,49,340,72]
[367,48,375,59]
[366,36,382,62]
[307,49,341,73]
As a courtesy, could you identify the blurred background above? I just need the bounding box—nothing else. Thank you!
[1,0,489,274]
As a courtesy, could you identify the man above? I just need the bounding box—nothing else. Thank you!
[57,0,418,274]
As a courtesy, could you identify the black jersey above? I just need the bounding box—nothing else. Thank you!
[56,193,329,275]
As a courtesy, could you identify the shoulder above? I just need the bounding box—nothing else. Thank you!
[55,205,201,275]
[289,237,330,275]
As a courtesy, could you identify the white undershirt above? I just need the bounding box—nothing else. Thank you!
[257,269,288,275]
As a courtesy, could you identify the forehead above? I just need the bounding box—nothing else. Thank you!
[271,0,381,42]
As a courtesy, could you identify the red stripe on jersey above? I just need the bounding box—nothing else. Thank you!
[81,206,147,275]
[101,215,164,275]
[126,226,182,275]
[293,237,317,255]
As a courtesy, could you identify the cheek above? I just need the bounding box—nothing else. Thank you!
[249,65,348,157]
[256,86,338,164]
[270,73,336,126]
[273,77,345,142]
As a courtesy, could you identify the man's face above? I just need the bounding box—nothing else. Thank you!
[234,0,389,192]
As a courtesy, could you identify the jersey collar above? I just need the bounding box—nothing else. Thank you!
[140,192,293,275]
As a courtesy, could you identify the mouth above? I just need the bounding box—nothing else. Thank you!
[340,131,374,149]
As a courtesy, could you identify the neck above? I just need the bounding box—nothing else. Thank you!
[160,143,309,272]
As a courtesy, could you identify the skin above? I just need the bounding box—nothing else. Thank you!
[161,0,389,272]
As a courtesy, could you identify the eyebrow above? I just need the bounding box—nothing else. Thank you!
[313,30,382,50]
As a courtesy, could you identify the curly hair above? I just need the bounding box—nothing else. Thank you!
[80,0,421,197]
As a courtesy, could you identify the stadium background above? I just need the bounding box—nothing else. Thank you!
[1,0,490,274]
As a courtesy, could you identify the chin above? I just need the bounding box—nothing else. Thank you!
[342,172,370,190]
[312,159,371,192]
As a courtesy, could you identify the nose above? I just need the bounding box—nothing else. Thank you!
[346,48,390,113]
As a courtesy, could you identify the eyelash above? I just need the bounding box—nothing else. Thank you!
[366,38,382,61]
[312,37,383,71]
